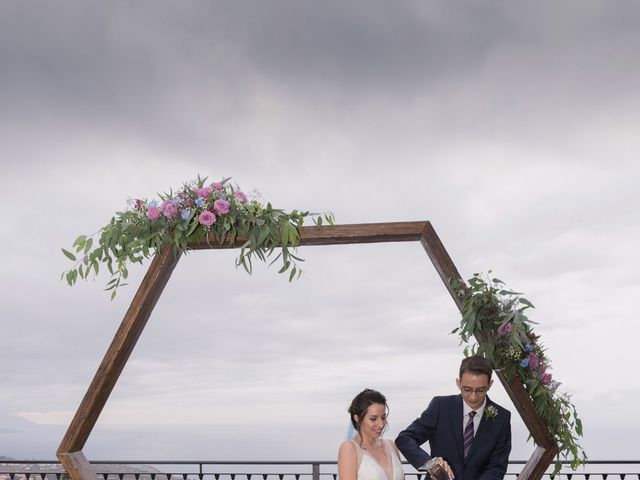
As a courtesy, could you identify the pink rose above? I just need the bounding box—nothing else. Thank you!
[193,186,213,199]
[147,207,160,220]
[234,191,248,204]
[542,372,552,385]
[198,210,216,226]
[212,182,224,191]
[159,199,178,219]
[213,199,230,214]
[497,322,512,336]
[528,353,540,370]
[164,203,178,220]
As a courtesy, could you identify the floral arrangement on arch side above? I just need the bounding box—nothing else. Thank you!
[452,273,586,473]
[62,176,334,299]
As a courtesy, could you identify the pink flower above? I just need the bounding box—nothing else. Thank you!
[497,322,512,336]
[163,202,178,220]
[147,207,160,220]
[193,186,213,199]
[212,182,224,191]
[159,199,179,219]
[214,199,230,214]
[234,191,248,204]
[542,372,552,385]
[528,353,540,370]
[198,210,216,226]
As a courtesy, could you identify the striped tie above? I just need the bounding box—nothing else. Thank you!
[463,411,477,457]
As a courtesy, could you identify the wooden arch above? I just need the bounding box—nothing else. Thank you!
[57,221,558,480]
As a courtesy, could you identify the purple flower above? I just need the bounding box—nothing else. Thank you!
[147,207,160,220]
[234,191,248,204]
[198,210,216,226]
[162,201,178,220]
[159,199,172,212]
[181,209,191,220]
[134,199,144,210]
[542,373,552,385]
[212,182,224,191]
[214,199,230,214]
[519,358,529,368]
[497,322,512,336]
[528,353,540,370]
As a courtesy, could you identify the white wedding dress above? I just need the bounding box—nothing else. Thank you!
[350,438,404,480]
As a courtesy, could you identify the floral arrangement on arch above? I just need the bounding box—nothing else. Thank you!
[62,176,334,299]
[452,273,586,473]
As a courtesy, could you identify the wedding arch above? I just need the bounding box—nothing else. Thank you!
[57,221,558,480]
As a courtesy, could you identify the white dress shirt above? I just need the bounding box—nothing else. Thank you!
[462,398,486,436]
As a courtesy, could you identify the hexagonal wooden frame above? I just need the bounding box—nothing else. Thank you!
[57,221,558,480]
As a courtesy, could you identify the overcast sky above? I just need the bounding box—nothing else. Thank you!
[1,0,639,465]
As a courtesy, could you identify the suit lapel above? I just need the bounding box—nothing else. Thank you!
[453,395,465,459]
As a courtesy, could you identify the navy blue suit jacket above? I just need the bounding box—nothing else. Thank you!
[395,395,511,480]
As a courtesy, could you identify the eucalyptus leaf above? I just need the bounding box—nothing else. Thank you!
[62,248,77,261]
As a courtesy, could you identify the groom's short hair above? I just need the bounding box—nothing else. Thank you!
[459,355,493,381]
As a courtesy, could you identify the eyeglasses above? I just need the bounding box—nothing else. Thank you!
[460,387,489,395]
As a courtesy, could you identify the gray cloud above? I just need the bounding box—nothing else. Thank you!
[4,0,640,167]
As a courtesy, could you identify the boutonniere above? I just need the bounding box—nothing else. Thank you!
[485,405,498,420]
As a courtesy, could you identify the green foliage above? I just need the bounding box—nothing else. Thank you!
[453,273,587,473]
[62,176,334,299]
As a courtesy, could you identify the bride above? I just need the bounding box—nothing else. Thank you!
[338,389,404,480]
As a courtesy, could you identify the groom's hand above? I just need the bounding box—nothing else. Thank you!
[424,457,455,480]
[440,458,454,480]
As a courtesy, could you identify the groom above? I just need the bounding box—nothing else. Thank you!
[396,356,511,480]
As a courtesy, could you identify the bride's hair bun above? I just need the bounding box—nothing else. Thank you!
[348,388,388,431]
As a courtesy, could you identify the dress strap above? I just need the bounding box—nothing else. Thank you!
[349,439,363,470]
[383,439,401,461]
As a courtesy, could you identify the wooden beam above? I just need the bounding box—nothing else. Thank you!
[299,221,427,245]
[188,221,428,250]
[57,245,182,459]
[519,445,559,480]
[58,451,97,480]
[419,222,466,309]
[498,373,557,449]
